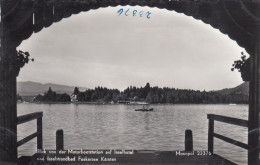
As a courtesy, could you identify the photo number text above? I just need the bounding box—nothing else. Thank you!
[117,8,151,19]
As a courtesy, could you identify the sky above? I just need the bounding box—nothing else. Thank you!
[17,6,246,91]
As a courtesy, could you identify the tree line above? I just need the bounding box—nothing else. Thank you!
[34,87,71,102]
[33,83,248,104]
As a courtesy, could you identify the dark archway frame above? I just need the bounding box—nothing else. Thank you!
[0,0,259,164]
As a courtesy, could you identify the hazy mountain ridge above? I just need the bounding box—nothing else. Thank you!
[17,81,87,96]
[214,82,249,96]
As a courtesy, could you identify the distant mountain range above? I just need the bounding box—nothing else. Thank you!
[17,81,87,96]
[214,82,249,96]
[17,81,249,97]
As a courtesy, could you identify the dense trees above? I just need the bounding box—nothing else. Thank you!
[33,84,248,104]
[75,87,120,103]
[72,83,248,104]
[34,87,71,102]
[122,85,248,104]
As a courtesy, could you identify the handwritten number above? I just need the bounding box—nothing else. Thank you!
[117,9,123,16]
[133,10,137,16]
[125,9,130,16]
[117,9,151,19]
[145,11,151,19]
[139,11,144,17]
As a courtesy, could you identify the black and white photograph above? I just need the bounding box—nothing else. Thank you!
[0,0,259,165]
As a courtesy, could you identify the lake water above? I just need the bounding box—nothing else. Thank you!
[17,103,248,164]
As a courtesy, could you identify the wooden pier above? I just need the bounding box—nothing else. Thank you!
[17,124,237,165]
[16,113,247,165]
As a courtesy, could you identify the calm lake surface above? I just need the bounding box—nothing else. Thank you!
[17,103,248,164]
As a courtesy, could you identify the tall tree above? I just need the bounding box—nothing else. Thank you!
[73,87,80,95]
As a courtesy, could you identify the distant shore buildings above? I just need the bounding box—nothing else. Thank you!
[70,94,78,102]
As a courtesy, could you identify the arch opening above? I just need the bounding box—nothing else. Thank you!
[18,6,245,91]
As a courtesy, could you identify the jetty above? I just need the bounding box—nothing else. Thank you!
[16,112,247,165]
